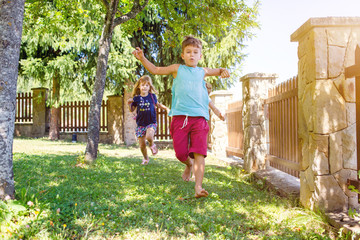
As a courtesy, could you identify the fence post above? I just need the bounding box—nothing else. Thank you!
[123,83,137,146]
[209,90,233,158]
[107,95,123,144]
[31,88,48,137]
[241,73,277,173]
[291,17,360,212]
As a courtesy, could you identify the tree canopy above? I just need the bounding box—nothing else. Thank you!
[19,0,258,102]
[19,0,138,101]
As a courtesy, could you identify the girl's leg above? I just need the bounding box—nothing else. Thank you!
[138,136,149,164]
[193,153,208,198]
[145,127,154,146]
[146,127,158,155]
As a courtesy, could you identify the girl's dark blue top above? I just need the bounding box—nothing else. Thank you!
[132,93,158,127]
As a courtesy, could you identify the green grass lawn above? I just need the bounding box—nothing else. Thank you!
[0,138,337,239]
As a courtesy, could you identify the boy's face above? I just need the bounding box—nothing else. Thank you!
[181,45,202,67]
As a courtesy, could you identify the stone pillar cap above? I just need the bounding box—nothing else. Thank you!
[240,73,278,82]
[107,95,122,98]
[31,87,48,91]
[210,90,233,97]
[291,17,360,42]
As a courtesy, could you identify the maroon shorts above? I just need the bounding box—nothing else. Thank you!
[170,116,209,162]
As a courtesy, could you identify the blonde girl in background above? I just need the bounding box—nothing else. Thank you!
[127,75,169,165]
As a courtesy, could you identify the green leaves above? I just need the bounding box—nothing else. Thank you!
[0,200,27,225]
[19,0,259,103]
[130,0,260,103]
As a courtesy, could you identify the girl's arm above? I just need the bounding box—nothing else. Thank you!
[203,67,230,78]
[132,47,180,78]
[127,98,136,112]
[157,102,170,114]
[209,101,225,121]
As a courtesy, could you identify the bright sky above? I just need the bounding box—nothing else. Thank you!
[232,0,360,96]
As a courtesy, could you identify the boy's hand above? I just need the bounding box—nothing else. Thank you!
[219,112,226,121]
[132,47,144,60]
[220,68,230,78]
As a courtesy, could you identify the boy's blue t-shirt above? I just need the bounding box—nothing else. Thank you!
[132,93,158,127]
[169,64,210,120]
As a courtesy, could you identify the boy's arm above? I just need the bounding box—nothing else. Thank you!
[132,47,179,77]
[203,67,230,78]
[209,101,225,121]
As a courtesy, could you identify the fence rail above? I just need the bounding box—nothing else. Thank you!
[15,92,33,123]
[60,100,108,132]
[226,100,244,158]
[266,76,300,178]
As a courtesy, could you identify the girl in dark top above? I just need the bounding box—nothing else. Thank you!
[127,75,169,165]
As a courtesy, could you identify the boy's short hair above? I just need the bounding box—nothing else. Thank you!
[182,36,202,52]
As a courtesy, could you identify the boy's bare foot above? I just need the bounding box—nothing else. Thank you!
[195,188,209,198]
[182,158,193,182]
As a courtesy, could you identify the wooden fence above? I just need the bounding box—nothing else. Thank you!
[155,108,172,140]
[226,100,244,158]
[15,92,33,123]
[60,100,108,132]
[265,76,300,178]
[15,91,172,141]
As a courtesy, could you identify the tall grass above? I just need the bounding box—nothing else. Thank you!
[0,138,337,239]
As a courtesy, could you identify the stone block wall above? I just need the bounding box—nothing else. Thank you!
[291,17,360,211]
[241,73,276,173]
[31,88,48,137]
[107,95,123,144]
[209,90,233,158]
[123,83,137,146]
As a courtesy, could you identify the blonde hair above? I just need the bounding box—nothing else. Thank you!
[182,36,202,53]
[131,75,157,97]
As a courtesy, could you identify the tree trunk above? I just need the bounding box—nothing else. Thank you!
[85,0,119,164]
[0,0,25,200]
[49,72,61,140]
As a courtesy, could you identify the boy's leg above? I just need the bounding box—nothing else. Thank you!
[188,117,209,197]
[193,153,208,198]
[181,157,193,182]
[189,158,195,182]
[170,116,192,181]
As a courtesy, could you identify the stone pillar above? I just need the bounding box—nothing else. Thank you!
[291,17,360,212]
[107,95,123,144]
[241,73,277,173]
[209,90,233,158]
[31,88,48,137]
[123,83,137,146]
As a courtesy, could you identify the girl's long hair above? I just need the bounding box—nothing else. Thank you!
[131,75,157,97]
